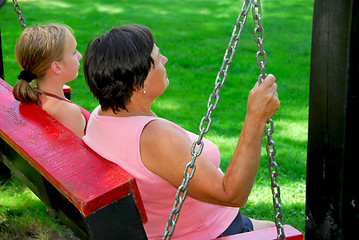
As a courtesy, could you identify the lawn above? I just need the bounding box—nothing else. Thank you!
[1,0,313,238]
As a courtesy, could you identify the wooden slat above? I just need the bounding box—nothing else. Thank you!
[0,78,147,221]
[218,225,303,240]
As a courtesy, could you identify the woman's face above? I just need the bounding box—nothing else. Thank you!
[59,31,82,82]
[143,44,168,97]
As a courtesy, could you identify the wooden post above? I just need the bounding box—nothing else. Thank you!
[306,0,359,239]
[0,25,4,80]
[0,25,12,184]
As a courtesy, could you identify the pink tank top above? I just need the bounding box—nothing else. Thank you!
[83,105,239,240]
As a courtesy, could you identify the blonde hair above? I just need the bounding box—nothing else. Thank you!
[13,23,72,103]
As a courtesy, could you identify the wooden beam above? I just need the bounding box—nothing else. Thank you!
[217,225,303,240]
[306,0,359,239]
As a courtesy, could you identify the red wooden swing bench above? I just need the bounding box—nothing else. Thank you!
[0,78,147,240]
[0,78,302,240]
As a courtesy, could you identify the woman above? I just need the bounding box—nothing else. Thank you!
[13,23,90,137]
[83,24,279,239]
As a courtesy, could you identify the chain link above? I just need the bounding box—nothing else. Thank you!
[12,0,27,30]
[252,1,286,239]
[252,0,267,83]
[162,1,253,239]
[265,120,286,240]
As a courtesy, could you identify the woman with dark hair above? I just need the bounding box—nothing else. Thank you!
[83,24,279,239]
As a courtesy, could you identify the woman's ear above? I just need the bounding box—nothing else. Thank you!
[50,61,62,75]
[134,86,146,94]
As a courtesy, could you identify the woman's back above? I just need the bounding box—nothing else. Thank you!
[83,105,238,240]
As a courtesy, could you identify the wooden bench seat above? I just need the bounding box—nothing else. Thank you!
[218,225,303,239]
[0,78,147,240]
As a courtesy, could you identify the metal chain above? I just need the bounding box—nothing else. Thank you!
[162,1,253,239]
[265,120,286,240]
[12,0,27,30]
[252,1,286,239]
[252,0,267,84]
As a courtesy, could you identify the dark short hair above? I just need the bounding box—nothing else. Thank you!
[83,24,154,112]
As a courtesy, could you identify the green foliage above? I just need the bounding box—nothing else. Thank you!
[0,0,313,238]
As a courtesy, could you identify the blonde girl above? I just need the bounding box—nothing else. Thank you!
[13,23,90,137]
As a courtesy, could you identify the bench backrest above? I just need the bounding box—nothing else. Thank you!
[0,78,147,239]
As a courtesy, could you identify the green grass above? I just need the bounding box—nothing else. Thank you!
[0,178,77,239]
[1,0,313,238]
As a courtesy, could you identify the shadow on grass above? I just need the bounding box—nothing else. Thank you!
[0,177,79,240]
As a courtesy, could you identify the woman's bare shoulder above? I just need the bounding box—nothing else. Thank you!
[43,99,81,119]
[42,99,85,136]
[141,119,188,145]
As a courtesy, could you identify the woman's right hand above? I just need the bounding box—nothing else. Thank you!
[246,74,280,124]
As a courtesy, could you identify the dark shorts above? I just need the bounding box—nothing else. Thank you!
[217,210,253,238]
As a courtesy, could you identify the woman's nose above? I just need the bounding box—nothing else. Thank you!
[77,51,83,60]
[161,55,168,66]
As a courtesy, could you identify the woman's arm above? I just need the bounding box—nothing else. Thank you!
[140,74,279,207]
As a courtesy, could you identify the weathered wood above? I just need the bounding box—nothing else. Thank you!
[63,84,71,99]
[218,225,303,240]
[0,78,147,240]
[306,0,359,239]
[0,26,4,80]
